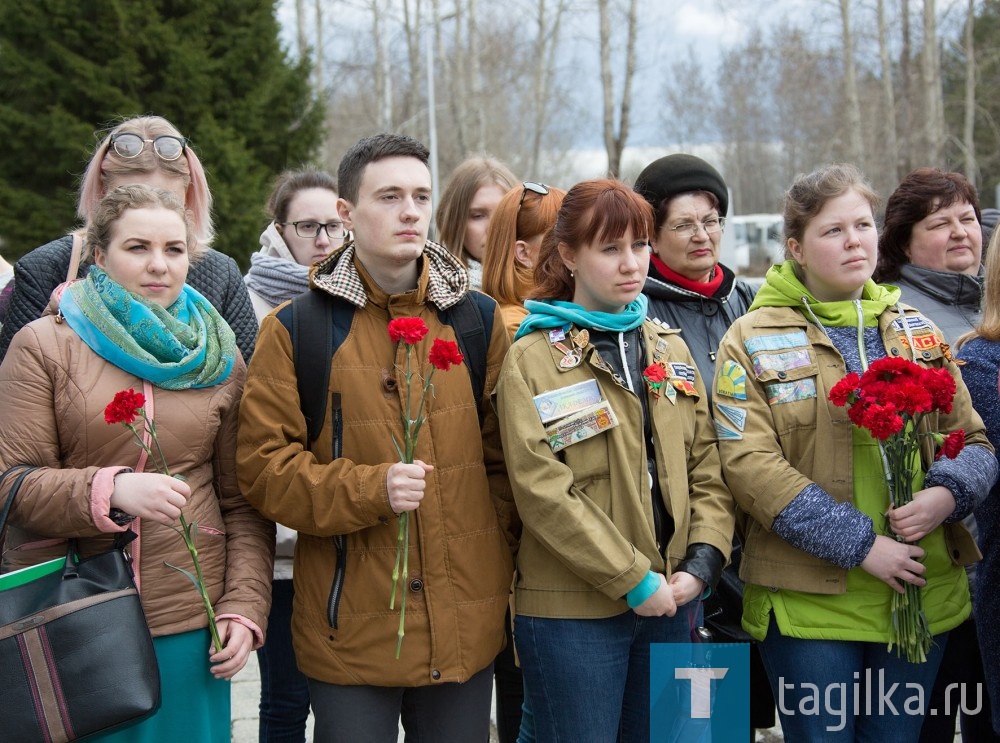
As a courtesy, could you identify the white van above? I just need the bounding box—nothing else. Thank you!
[719,213,784,278]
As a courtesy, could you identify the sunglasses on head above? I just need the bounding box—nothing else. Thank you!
[110,132,187,162]
[517,182,549,212]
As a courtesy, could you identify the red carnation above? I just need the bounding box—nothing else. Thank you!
[428,339,464,371]
[939,430,965,460]
[388,317,429,345]
[829,372,860,407]
[860,403,904,440]
[104,388,145,425]
[921,368,957,414]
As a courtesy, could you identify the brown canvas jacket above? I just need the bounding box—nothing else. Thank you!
[236,244,516,687]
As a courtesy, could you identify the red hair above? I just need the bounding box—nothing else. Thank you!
[531,179,653,301]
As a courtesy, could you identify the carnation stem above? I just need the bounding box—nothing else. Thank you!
[390,513,406,610]
[179,512,224,653]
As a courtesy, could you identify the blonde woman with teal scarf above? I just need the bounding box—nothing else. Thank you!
[713,164,996,741]
[0,185,274,742]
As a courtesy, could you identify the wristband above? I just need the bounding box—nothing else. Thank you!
[626,570,660,608]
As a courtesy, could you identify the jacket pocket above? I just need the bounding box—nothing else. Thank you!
[751,351,820,434]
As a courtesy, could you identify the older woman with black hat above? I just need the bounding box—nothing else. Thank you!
[634,154,774,735]
[634,154,757,388]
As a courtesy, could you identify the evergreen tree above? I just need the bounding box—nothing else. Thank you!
[0,0,324,266]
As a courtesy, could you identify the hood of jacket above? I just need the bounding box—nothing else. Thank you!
[310,238,469,310]
[897,262,984,308]
[255,221,297,263]
[751,260,900,325]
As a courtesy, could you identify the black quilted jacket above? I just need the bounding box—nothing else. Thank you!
[0,235,258,363]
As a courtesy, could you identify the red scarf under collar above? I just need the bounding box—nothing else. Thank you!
[650,254,724,297]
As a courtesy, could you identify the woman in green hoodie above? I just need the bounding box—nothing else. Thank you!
[713,163,996,740]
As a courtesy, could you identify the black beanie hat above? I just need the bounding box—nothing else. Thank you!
[633,154,729,219]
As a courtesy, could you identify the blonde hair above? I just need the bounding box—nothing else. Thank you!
[85,184,199,264]
[435,156,517,265]
[78,116,214,246]
[957,227,1000,348]
[482,184,566,305]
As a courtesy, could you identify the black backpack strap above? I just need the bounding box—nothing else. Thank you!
[439,291,496,415]
[282,290,355,445]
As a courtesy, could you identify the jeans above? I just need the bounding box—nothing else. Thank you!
[515,603,700,743]
[758,616,947,742]
[307,664,494,743]
[257,579,311,743]
[495,607,524,743]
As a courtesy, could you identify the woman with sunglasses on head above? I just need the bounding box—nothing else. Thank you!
[479,179,565,743]
[243,168,344,743]
[436,155,517,289]
[0,115,258,364]
[0,184,274,742]
[482,181,567,340]
[495,179,734,742]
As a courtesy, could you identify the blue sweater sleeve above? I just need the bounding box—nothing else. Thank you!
[926,444,998,523]
[771,484,877,569]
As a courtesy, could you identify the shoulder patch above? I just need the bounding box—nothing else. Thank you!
[743,331,809,355]
[715,402,747,432]
[716,360,747,400]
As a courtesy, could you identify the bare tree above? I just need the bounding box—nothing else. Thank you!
[296,0,308,59]
[839,0,864,162]
[876,0,900,182]
[962,0,977,181]
[528,0,569,175]
[598,0,638,178]
[922,0,946,164]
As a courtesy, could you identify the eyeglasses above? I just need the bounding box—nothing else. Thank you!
[280,220,348,240]
[667,216,726,239]
[518,182,549,212]
[110,133,188,161]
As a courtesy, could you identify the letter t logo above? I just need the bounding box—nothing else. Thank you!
[675,667,729,718]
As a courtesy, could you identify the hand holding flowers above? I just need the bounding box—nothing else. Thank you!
[829,356,965,663]
[386,317,465,659]
[105,388,224,654]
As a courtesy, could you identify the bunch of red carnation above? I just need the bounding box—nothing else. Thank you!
[829,357,964,460]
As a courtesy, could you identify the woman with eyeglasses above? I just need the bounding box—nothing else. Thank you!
[0,184,274,742]
[243,168,343,742]
[634,154,775,735]
[495,179,733,742]
[0,115,258,364]
[436,155,517,289]
[482,182,567,340]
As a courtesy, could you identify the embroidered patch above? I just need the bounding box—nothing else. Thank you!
[668,362,696,382]
[898,332,940,351]
[715,403,747,432]
[714,419,743,441]
[751,349,813,377]
[716,360,747,400]
[545,401,619,452]
[743,331,809,355]
[533,379,602,424]
[891,316,934,333]
[766,378,817,405]
[668,362,698,396]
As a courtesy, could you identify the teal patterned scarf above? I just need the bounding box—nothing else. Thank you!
[60,266,236,389]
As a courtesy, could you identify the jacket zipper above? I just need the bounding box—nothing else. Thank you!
[327,394,346,629]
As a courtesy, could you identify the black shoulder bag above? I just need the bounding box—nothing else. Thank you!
[0,465,161,742]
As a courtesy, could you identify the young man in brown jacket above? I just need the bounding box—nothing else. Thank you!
[237,133,517,742]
